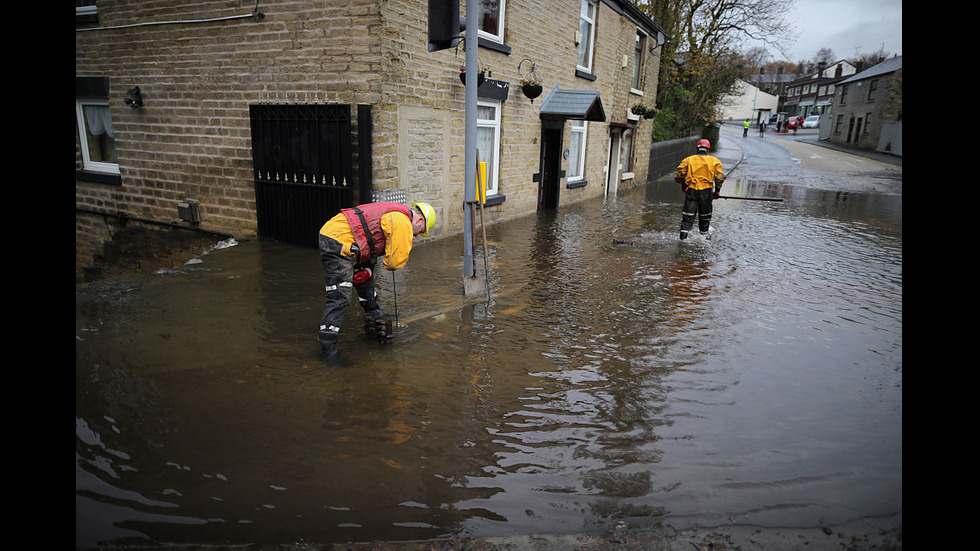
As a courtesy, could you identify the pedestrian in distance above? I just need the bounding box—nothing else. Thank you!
[742,118,750,137]
[675,139,725,240]
[317,201,436,360]
[759,119,766,137]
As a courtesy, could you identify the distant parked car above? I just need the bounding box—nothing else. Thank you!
[803,115,820,128]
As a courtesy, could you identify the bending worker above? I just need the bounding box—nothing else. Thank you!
[317,201,436,359]
[674,139,725,240]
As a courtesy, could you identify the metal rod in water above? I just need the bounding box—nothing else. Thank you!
[717,195,784,202]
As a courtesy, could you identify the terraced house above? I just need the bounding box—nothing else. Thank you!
[76,0,666,279]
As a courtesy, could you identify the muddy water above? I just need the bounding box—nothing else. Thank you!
[76,180,902,548]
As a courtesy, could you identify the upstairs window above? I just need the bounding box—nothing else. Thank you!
[867,79,878,101]
[577,0,596,73]
[631,32,645,90]
[479,0,506,44]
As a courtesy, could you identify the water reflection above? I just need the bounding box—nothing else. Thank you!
[77,179,901,547]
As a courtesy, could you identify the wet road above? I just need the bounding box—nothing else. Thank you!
[76,126,901,548]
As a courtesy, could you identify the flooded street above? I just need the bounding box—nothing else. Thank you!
[76,128,901,549]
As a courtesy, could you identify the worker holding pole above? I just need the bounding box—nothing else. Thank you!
[317,201,435,360]
[674,138,725,240]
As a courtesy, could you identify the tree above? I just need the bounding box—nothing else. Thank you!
[812,47,836,68]
[635,0,797,139]
[850,47,892,70]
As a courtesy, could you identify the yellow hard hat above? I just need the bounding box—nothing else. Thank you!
[412,202,436,236]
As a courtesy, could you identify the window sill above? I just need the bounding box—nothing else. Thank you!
[567,179,588,189]
[484,194,506,207]
[478,37,512,55]
[575,69,597,82]
[76,169,121,186]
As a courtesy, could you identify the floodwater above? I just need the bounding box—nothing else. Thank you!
[76,161,902,548]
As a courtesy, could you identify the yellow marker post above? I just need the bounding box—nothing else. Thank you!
[477,161,486,205]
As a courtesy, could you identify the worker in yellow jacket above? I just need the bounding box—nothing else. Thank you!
[317,201,435,359]
[674,139,725,240]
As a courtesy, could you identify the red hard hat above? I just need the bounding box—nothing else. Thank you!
[697,139,711,150]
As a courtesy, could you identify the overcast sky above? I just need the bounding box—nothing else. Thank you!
[778,0,902,63]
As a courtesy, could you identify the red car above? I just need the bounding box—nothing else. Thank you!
[786,116,805,129]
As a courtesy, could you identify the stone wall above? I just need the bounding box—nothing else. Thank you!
[828,65,902,153]
[648,136,700,183]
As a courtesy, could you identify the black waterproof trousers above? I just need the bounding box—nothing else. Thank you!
[680,187,714,238]
[318,234,382,354]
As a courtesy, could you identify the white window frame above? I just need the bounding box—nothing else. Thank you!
[568,120,588,182]
[76,98,120,175]
[621,127,635,178]
[577,0,597,73]
[478,0,506,44]
[477,99,501,196]
[631,31,645,91]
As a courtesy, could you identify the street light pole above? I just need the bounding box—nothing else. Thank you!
[462,0,477,285]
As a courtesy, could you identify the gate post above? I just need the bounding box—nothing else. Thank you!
[358,104,373,205]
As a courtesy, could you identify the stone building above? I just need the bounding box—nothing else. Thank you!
[827,55,902,155]
[76,0,666,280]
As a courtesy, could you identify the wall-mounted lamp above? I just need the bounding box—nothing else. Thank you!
[125,86,143,110]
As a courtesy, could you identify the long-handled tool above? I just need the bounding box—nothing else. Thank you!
[717,195,783,202]
[390,271,398,335]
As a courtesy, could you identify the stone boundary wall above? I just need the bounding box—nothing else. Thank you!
[647,136,699,183]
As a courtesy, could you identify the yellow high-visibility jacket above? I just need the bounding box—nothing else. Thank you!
[319,210,414,271]
[674,154,725,191]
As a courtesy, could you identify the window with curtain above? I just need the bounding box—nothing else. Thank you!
[577,0,596,73]
[478,0,506,43]
[76,99,119,174]
[477,100,501,196]
[621,128,634,175]
[568,120,587,181]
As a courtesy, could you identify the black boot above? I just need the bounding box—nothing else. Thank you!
[319,344,339,360]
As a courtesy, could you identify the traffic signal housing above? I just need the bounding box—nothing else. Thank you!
[427,0,460,52]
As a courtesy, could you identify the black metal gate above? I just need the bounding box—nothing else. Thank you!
[249,103,354,247]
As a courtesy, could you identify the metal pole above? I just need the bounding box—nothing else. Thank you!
[462,0,477,282]
[717,195,784,202]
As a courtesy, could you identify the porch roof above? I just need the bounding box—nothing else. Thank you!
[539,86,606,122]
